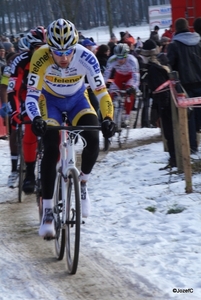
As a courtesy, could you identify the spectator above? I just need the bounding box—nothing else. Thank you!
[150,25,160,43]
[96,44,110,74]
[193,17,201,37]
[135,37,143,49]
[0,43,6,72]
[193,17,201,141]
[13,36,20,53]
[160,36,170,53]
[141,39,176,168]
[81,38,97,54]
[119,31,135,47]
[78,31,85,43]
[3,42,15,55]
[119,31,126,43]
[167,18,201,154]
[108,33,118,57]
[162,24,174,40]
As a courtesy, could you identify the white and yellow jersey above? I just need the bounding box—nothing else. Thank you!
[25,44,113,121]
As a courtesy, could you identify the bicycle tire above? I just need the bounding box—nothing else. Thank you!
[54,173,65,260]
[18,126,25,203]
[35,138,43,223]
[65,168,81,275]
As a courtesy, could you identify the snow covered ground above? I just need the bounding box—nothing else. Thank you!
[0,127,201,299]
[80,24,164,44]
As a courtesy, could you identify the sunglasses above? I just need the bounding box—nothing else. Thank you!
[51,48,74,57]
[117,55,127,59]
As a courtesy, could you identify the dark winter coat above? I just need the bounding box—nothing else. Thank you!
[147,60,170,109]
[96,53,108,74]
[167,31,201,89]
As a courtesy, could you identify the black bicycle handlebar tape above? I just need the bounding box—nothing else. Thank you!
[46,125,101,131]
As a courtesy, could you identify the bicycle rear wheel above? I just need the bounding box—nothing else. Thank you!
[35,138,43,223]
[65,168,81,275]
[54,173,65,260]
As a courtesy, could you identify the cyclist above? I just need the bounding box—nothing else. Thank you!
[25,18,115,238]
[0,52,17,124]
[103,43,140,125]
[6,28,46,190]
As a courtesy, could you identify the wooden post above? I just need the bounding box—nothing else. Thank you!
[170,91,183,172]
[178,107,193,193]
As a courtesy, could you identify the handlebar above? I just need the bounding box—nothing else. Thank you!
[47,125,101,131]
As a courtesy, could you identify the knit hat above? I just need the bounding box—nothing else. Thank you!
[3,42,14,52]
[141,39,158,57]
[154,25,160,31]
[120,32,126,39]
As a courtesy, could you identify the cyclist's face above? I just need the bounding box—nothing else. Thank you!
[117,57,126,65]
[51,50,74,68]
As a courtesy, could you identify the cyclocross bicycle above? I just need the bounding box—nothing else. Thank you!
[48,113,101,274]
[112,89,130,148]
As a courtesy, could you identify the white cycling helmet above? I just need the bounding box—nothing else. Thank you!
[18,36,30,51]
[46,18,78,50]
[114,43,130,58]
[27,26,46,47]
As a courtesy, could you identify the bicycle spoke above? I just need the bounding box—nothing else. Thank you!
[54,173,65,260]
[65,169,80,275]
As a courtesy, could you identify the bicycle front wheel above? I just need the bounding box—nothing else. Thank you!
[54,173,65,260]
[65,168,81,275]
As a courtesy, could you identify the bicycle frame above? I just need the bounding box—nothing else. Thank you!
[49,123,101,274]
[56,126,80,227]
[111,90,130,147]
[113,90,127,131]
[53,124,100,223]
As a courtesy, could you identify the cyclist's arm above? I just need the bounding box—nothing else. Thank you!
[94,86,113,120]
[8,70,24,120]
[25,74,42,121]
[86,65,113,120]
[25,52,45,121]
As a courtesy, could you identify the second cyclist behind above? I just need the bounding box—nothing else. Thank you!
[103,43,140,126]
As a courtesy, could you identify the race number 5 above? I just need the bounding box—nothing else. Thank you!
[94,75,103,87]
[28,73,39,88]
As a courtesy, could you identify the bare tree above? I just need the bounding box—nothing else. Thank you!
[106,0,113,37]
[0,0,170,35]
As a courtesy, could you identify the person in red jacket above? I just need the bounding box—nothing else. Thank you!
[162,24,174,40]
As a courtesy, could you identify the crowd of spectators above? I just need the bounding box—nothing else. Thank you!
[1,18,201,168]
